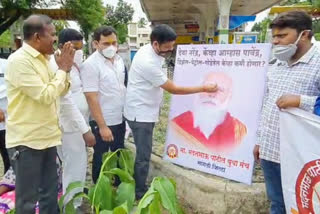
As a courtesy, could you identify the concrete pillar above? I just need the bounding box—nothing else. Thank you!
[217,0,233,44]
[199,15,206,42]
[192,3,217,43]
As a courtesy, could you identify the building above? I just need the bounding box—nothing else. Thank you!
[127,22,151,49]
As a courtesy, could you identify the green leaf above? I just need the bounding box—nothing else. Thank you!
[88,185,95,205]
[168,178,177,191]
[66,181,87,194]
[109,168,134,183]
[119,149,134,176]
[102,151,119,172]
[153,177,177,214]
[59,181,87,211]
[92,175,113,210]
[65,199,76,214]
[149,192,161,214]
[100,210,113,214]
[177,204,185,214]
[115,182,135,210]
[113,202,128,214]
[136,190,156,212]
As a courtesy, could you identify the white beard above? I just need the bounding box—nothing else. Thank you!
[193,101,227,139]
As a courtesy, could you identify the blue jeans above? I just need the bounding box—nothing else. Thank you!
[260,159,286,214]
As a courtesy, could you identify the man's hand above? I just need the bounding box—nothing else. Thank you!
[83,130,96,147]
[253,145,260,163]
[0,109,5,122]
[55,42,75,72]
[202,84,218,93]
[100,125,114,142]
[276,94,300,109]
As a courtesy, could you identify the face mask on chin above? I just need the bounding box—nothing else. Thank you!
[100,45,117,59]
[272,30,310,62]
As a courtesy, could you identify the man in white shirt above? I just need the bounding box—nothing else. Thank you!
[81,26,126,184]
[50,29,96,210]
[124,24,217,199]
[0,58,9,174]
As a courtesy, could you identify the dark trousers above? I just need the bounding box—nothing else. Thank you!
[261,159,286,214]
[0,130,10,173]
[90,121,126,184]
[126,119,155,199]
[8,146,58,214]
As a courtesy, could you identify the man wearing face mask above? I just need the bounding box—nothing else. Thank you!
[124,24,218,200]
[81,26,126,184]
[50,28,96,211]
[252,11,320,214]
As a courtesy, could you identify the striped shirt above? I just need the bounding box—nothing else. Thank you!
[257,44,320,163]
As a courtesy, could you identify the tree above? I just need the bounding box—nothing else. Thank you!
[64,0,105,43]
[0,0,105,42]
[53,20,69,36]
[0,30,11,47]
[138,17,147,28]
[105,0,134,44]
[0,0,61,36]
[251,18,271,43]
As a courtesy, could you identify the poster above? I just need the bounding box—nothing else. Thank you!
[280,109,320,214]
[163,44,271,184]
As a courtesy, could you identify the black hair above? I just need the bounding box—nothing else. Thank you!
[150,24,177,45]
[93,26,117,41]
[23,14,53,40]
[58,28,83,45]
[270,10,313,38]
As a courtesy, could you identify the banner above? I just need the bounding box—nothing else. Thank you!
[163,44,271,184]
[280,109,320,214]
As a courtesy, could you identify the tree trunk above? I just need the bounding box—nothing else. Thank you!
[0,11,21,36]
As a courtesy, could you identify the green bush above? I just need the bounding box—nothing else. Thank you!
[61,149,184,214]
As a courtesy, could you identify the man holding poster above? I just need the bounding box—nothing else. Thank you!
[124,24,218,199]
[253,11,320,214]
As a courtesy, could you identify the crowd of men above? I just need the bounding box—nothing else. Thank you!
[0,9,318,214]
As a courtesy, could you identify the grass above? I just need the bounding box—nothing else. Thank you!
[152,91,171,156]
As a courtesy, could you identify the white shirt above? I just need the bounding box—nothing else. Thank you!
[124,44,168,122]
[49,57,90,134]
[81,51,126,126]
[0,58,8,131]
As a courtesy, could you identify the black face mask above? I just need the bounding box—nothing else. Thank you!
[158,50,173,58]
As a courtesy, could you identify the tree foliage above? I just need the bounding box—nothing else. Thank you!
[0,0,61,35]
[0,0,105,42]
[104,0,134,44]
[251,18,271,43]
[0,30,11,48]
[64,0,105,42]
[138,17,147,28]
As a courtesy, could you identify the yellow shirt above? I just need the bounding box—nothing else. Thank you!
[5,43,70,149]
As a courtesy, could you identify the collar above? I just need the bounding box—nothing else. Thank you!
[277,44,317,67]
[22,42,41,58]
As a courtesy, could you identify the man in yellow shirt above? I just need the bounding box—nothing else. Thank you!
[5,15,74,214]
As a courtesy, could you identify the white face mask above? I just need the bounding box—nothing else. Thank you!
[73,50,83,66]
[101,45,117,59]
[272,30,309,62]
